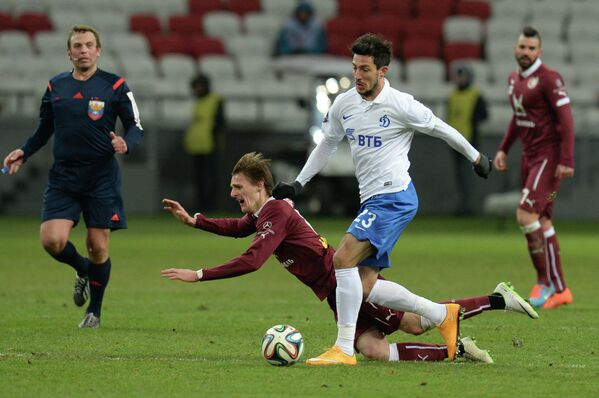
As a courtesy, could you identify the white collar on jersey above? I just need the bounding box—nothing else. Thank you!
[357,78,391,105]
[520,58,542,78]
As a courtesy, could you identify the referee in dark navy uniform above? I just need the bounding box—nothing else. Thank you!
[3,25,143,328]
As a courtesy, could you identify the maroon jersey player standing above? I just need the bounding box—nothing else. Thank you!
[162,152,537,363]
[493,26,575,310]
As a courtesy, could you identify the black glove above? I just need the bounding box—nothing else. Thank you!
[272,181,302,200]
[472,153,492,179]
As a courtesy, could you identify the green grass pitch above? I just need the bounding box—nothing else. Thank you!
[1,215,597,397]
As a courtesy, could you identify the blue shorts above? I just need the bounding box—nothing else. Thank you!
[42,158,127,230]
[347,183,418,269]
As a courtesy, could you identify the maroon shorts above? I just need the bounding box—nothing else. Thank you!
[326,293,405,344]
[519,153,561,218]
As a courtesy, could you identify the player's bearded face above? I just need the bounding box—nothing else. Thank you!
[230,173,264,214]
[352,54,387,100]
[68,31,101,72]
[515,35,541,71]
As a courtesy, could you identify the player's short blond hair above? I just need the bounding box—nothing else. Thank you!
[232,152,274,195]
[67,25,102,49]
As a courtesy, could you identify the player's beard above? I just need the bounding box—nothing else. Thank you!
[517,55,536,71]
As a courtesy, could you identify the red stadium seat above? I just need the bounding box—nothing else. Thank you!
[402,17,445,41]
[189,35,225,58]
[17,13,53,35]
[377,0,414,17]
[227,0,261,15]
[362,15,404,55]
[444,42,481,66]
[337,0,375,17]
[0,12,18,31]
[130,14,162,37]
[402,38,441,61]
[326,16,363,39]
[168,15,203,36]
[188,0,224,16]
[414,0,456,18]
[456,0,491,21]
[326,34,356,57]
[149,35,190,57]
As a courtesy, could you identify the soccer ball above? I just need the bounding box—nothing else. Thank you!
[261,324,304,366]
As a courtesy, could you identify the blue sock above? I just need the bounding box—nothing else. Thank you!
[87,258,111,317]
[50,241,89,277]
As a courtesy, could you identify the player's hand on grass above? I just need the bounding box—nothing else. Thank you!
[473,153,492,179]
[162,198,195,226]
[555,164,574,179]
[161,268,199,282]
[3,149,25,175]
[110,131,128,154]
[272,181,302,200]
[493,151,508,171]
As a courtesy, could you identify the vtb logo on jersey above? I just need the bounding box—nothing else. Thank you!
[88,99,105,120]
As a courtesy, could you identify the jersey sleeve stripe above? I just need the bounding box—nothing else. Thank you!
[112,77,125,90]
[556,97,570,107]
[47,82,52,91]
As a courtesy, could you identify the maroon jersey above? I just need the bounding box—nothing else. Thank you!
[195,198,336,300]
[500,60,574,167]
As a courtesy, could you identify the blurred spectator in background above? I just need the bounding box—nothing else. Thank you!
[184,74,225,211]
[275,1,326,56]
[447,63,488,216]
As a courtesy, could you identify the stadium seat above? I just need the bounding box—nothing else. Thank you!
[489,60,516,85]
[402,17,445,42]
[414,0,456,18]
[480,104,514,136]
[260,0,297,17]
[526,16,565,43]
[444,42,482,67]
[159,98,194,124]
[212,77,254,98]
[450,59,492,85]
[158,54,197,81]
[0,12,18,31]
[491,0,531,20]
[443,16,483,43]
[537,41,568,65]
[202,11,241,39]
[528,0,570,21]
[244,12,282,42]
[35,31,68,55]
[225,99,260,124]
[455,0,491,21]
[225,34,272,59]
[568,15,599,42]
[188,0,224,16]
[16,13,52,36]
[326,34,356,57]
[326,16,362,39]
[486,37,517,64]
[312,0,338,20]
[188,36,225,58]
[118,53,159,81]
[376,0,413,17]
[337,0,375,17]
[49,10,87,32]
[198,55,237,80]
[402,38,441,61]
[261,99,310,132]
[362,15,403,54]
[108,33,151,58]
[570,1,599,20]
[236,55,275,80]
[405,58,446,85]
[227,0,261,15]
[570,38,599,64]
[0,31,34,55]
[168,15,204,36]
[12,0,48,15]
[130,14,162,37]
[149,35,190,58]
[486,17,527,42]
[90,11,130,34]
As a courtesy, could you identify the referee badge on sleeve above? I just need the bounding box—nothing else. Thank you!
[88,99,105,120]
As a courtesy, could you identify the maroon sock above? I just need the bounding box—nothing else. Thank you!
[525,228,550,285]
[442,296,492,320]
[396,343,448,361]
[545,232,566,292]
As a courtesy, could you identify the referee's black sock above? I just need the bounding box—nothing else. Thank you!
[87,258,112,317]
[51,241,89,277]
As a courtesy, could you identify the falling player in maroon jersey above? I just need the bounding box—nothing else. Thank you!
[493,26,574,310]
[161,152,538,364]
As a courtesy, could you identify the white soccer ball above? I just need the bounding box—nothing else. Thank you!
[261,324,304,366]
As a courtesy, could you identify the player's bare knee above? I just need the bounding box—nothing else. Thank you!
[40,237,66,256]
[332,252,353,269]
[86,243,108,263]
[399,313,425,335]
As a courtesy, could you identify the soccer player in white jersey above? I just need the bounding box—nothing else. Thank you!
[273,33,492,365]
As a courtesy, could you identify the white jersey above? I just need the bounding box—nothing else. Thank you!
[296,79,479,203]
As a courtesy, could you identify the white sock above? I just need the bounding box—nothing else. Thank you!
[388,343,399,361]
[366,279,447,325]
[334,267,362,356]
[420,316,435,332]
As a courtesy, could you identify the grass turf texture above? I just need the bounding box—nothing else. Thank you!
[1,215,597,397]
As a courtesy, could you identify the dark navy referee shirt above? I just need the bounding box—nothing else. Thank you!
[22,68,143,166]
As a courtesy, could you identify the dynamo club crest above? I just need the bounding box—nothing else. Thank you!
[88,99,105,120]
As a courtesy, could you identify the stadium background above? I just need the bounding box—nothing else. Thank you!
[1,0,597,219]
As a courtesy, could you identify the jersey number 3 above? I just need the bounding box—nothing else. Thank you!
[354,209,377,229]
